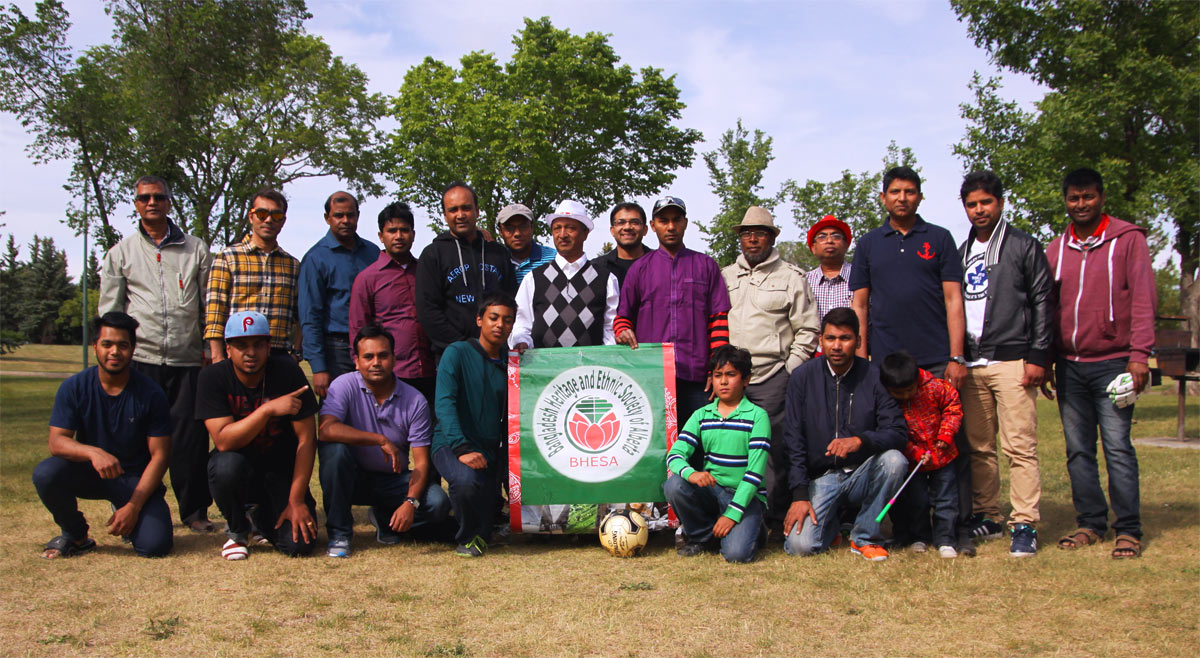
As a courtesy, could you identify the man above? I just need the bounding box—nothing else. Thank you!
[804,214,854,324]
[599,201,653,286]
[1045,167,1155,560]
[496,203,554,286]
[317,325,451,558]
[204,188,300,361]
[955,171,1052,558]
[849,166,974,553]
[781,307,908,560]
[349,201,436,406]
[510,199,619,350]
[299,191,380,397]
[415,181,517,358]
[616,196,731,427]
[33,312,173,559]
[100,175,215,533]
[431,293,516,557]
[197,311,319,560]
[721,206,819,531]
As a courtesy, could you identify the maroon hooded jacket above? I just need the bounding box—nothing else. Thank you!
[1046,215,1156,364]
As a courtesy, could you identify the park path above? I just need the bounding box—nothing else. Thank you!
[0,370,71,379]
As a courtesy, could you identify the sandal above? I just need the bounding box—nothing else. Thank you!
[1057,527,1102,550]
[187,518,217,533]
[1112,534,1142,559]
[41,535,96,559]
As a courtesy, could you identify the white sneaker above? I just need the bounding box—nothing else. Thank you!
[938,545,958,559]
[909,541,929,553]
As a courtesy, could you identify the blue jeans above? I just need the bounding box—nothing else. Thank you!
[317,442,450,541]
[891,465,958,547]
[433,447,503,545]
[663,474,764,563]
[784,450,907,555]
[325,334,355,381]
[208,450,317,556]
[1056,358,1141,539]
[32,457,173,557]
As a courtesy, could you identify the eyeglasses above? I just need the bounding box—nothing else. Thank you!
[250,208,286,221]
[739,228,772,239]
[329,211,359,220]
[135,193,169,203]
[612,218,645,228]
[813,232,845,243]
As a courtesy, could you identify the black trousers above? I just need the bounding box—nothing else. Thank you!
[132,361,211,523]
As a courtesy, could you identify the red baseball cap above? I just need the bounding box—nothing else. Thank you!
[806,215,852,248]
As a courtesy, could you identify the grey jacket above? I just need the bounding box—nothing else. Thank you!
[722,249,820,383]
[100,220,212,366]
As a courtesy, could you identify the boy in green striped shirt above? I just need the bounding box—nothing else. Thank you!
[664,345,770,562]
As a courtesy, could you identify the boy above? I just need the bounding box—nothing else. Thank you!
[881,351,964,558]
[663,345,770,563]
[430,292,516,557]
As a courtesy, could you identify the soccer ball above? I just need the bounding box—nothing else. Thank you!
[598,509,649,558]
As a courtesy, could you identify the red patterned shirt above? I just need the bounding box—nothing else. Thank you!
[896,369,962,470]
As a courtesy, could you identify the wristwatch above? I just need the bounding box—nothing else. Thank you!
[950,355,966,366]
[405,497,421,510]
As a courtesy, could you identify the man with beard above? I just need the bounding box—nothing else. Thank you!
[721,206,819,536]
[415,181,516,359]
[781,307,908,561]
[33,312,173,559]
[316,325,450,558]
[198,311,319,560]
[299,191,380,397]
[599,202,653,286]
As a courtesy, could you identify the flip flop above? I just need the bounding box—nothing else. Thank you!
[41,535,96,559]
[187,518,217,533]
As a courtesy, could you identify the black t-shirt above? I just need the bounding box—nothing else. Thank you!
[195,355,318,460]
[49,367,171,474]
[599,247,652,288]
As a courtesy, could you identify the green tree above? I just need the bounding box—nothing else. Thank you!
[0,0,129,249]
[15,236,74,344]
[951,0,1200,343]
[779,141,920,263]
[388,17,702,236]
[699,119,775,267]
[0,234,23,334]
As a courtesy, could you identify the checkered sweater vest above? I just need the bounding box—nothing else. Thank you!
[530,259,610,348]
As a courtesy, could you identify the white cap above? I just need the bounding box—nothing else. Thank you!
[543,199,594,231]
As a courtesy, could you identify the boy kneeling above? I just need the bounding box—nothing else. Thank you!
[663,345,769,562]
[881,351,964,558]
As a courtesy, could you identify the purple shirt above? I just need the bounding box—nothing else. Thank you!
[349,252,435,379]
[617,246,731,381]
[319,372,432,474]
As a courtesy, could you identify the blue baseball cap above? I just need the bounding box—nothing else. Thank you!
[225,311,271,340]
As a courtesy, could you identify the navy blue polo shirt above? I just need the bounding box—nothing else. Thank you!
[849,215,963,367]
[49,366,171,474]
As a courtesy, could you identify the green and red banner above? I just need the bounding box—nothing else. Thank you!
[507,344,677,532]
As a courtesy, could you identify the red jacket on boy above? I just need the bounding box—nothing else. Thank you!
[897,369,963,471]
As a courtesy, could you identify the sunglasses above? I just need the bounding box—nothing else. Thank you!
[135,193,169,203]
[250,208,286,221]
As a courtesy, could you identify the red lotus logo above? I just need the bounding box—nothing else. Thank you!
[566,397,621,453]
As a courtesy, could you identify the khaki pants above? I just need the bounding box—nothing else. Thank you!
[961,360,1041,526]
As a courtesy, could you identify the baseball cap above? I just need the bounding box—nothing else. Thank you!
[543,199,594,231]
[652,196,686,217]
[225,311,271,340]
[806,215,852,247]
[496,203,534,226]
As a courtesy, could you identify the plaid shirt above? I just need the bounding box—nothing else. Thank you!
[203,235,300,352]
[805,262,853,322]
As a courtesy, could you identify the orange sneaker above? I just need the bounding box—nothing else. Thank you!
[850,541,889,561]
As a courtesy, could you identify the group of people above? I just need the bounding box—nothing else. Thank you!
[32,164,1155,565]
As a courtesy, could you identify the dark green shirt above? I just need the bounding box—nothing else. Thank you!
[432,339,507,464]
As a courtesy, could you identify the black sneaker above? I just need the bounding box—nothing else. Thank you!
[1009,524,1038,558]
[455,535,487,558]
[968,514,1005,541]
[677,542,706,557]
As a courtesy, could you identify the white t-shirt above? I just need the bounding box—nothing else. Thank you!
[963,232,998,368]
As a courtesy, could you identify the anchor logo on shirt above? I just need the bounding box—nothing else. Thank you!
[917,242,935,260]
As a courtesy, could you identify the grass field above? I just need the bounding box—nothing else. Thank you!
[1,345,1197,657]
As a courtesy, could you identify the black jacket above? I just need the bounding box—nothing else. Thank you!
[415,231,516,355]
[783,356,908,501]
[957,220,1053,367]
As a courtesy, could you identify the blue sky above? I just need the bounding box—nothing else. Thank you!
[0,0,1047,276]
